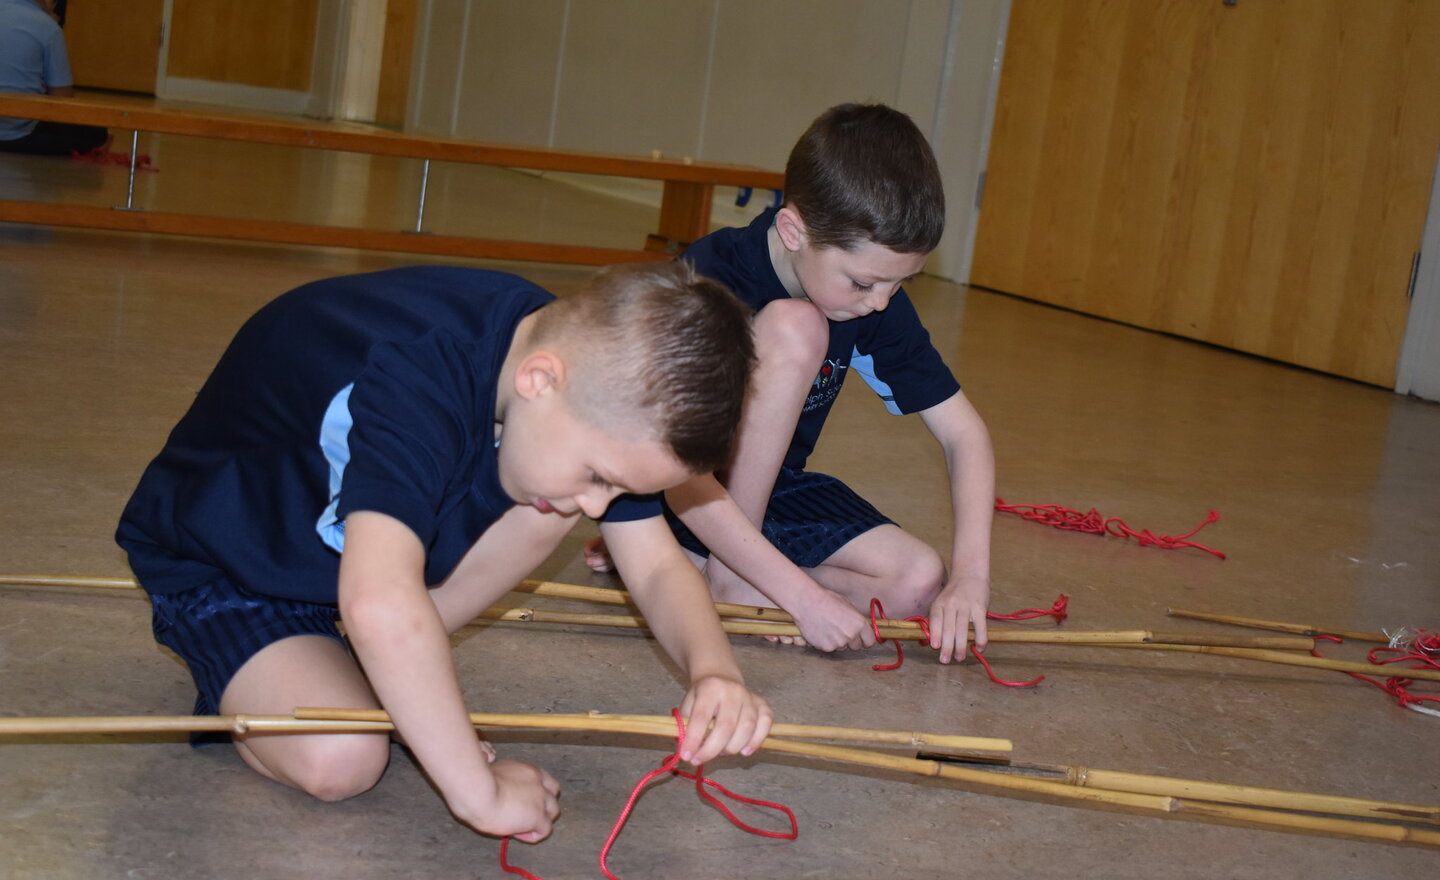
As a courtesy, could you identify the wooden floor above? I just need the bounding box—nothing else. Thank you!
[1,141,1438,879]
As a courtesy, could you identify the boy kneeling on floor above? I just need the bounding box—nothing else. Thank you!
[116,262,770,843]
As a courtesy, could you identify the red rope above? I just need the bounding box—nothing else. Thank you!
[995,497,1226,559]
[868,599,1044,686]
[501,708,798,880]
[988,594,1069,623]
[499,838,544,880]
[1310,633,1440,713]
[70,146,157,171]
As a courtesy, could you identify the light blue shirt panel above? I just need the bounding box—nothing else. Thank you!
[315,383,355,553]
[849,349,904,415]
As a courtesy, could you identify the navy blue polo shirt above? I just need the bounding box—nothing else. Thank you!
[117,266,655,604]
[682,208,960,470]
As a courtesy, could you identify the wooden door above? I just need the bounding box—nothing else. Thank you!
[166,0,321,90]
[64,0,166,94]
[971,0,1440,387]
[375,0,418,127]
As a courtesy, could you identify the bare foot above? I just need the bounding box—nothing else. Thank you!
[582,536,615,573]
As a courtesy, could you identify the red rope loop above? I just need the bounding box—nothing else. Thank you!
[995,498,1226,559]
[501,708,797,880]
[598,708,797,880]
[868,599,1043,686]
[499,838,544,880]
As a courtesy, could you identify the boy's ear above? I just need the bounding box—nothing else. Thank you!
[774,206,808,252]
[513,350,568,400]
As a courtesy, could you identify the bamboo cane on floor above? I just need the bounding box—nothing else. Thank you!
[1097,641,1440,683]
[920,753,1440,826]
[2,574,1315,652]
[2,708,1435,848]
[1167,607,1391,643]
[0,709,1012,754]
[475,605,1315,651]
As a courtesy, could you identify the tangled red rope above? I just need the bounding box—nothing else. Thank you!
[1311,631,1440,715]
[868,598,1046,686]
[995,497,1226,559]
[70,146,157,171]
[499,708,797,880]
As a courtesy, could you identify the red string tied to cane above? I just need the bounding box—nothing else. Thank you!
[1310,634,1440,713]
[868,599,1043,687]
[500,708,797,880]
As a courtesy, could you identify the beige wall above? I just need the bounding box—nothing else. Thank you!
[405,0,1008,281]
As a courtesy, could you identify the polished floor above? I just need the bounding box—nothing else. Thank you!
[1,141,1439,880]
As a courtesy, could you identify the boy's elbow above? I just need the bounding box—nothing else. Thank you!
[339,583,423,649]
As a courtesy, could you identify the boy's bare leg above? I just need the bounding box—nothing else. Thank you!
[220,635,391,802]
[222,506,575,801]
[584,299,827,572]
[808,525,945,618]
[705,524,943,646]
[720,298,828,522]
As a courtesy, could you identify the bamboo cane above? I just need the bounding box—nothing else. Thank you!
[0,708,1008,754]
[4,709,1436,847]
[1100,642,1440,683]
[1166,607,1390,643]
[282,710,1440,844]
[0,574,1316,651]
[0,714,394,736]
[922,755,1440,825]
[0,573,138,590]
[516,578,799,624]
[759,739,1440,848]
[518,582,1313,648]
[293,707,1012,754]
[478,605,1314,650]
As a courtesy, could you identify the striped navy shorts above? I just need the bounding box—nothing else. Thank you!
[147,575,345,720]
[666,467,894,569]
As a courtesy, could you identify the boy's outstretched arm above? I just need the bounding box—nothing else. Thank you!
[600,515,773,765]
[666,476,876,652]
[339,511,560,841]
[918,391,995,664]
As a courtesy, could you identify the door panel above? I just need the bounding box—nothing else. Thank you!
[972,0,1440,387]
[166,0,321,91]
[64,0,166,94]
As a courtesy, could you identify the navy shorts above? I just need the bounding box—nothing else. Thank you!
[148,576,345,719]
[666,467,894,569]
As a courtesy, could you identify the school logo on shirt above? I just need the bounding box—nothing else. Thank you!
[803,359,847,412]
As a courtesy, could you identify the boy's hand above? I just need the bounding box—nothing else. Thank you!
[792,589,878,652]
[678,675,772,766]
[927,573,990,664]
[463,759,562,843]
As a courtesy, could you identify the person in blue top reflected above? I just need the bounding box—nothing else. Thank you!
[0,0,107,155]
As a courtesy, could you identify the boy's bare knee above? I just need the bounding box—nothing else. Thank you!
[273,735,390,802]
[756,299,828,367]
[893,549,945,616]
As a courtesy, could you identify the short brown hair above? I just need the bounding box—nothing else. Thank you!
[784,103,945,253]
[531,262,755,474]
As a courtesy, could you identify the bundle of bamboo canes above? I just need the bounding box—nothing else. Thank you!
[0,707,1435,848]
